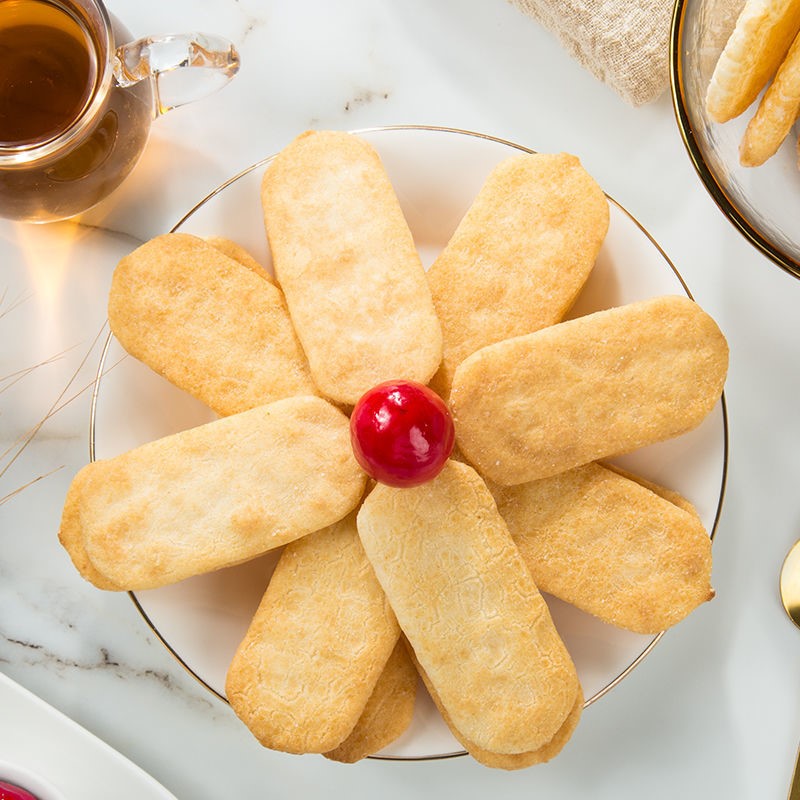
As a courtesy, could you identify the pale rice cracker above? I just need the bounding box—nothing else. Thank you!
[205,235,273,282]
[261,130,443,405]
[108,233,317,417]
[427,152,608,399]
[324,639,417,763]
[57,467,123,591]
[226,510,400,754]
[706,0,800,122]
[740,29,800,165]
[492,462,714,634]
[602,461,702,519]
[59,396,366,590]
[406,641,584,770]
[450,295,728,486]
[357,460,579,755]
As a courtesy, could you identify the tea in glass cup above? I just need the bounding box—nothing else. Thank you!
[0,0,239,222]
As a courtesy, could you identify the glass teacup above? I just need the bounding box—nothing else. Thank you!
[0,0,240,222]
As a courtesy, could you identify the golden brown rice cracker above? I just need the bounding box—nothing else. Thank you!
[426,152,608,399]
[706,0,800,122]
[59,396,367,590]
[108,232,317,417]
[602,461,701,519]
[357,460,579,755]
[740,30,800,165]
[324,639,417,763]
[58,467,122,591]
[491,462,714,634]
[261,130,443,405]
[205,236,273,282]
[462,690,583,770]
[450,295,728,486]
[225,511,400,755]
[407,643,583,770]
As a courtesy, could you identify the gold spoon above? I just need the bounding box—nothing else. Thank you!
[779,540,800,800]
[782,540,800,628]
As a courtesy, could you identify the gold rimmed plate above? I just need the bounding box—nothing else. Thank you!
[90,125,729,760]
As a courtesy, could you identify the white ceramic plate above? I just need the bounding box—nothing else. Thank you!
[90,126,728,760]
[0,671,177,798]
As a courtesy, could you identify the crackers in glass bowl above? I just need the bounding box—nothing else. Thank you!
[672,0,800,276]
[706,0,800,166]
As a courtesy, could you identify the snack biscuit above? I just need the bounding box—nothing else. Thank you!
[357,460,579,755]
[261,130,443,405]
[226,511,400,754]
[427,152,608,398]
[740,30,800,165]
[205,236,273,282]
[406,642,584,770]
[59,396,367,590]
[108,233,317,417]
[492,462,714,633]
[57,467,122,591]
[324,639,417,763]
[706,0,800,122]
[450,295,728,485]
[603,461,701,519]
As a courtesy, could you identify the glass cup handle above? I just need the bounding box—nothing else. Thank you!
[113,33,240,117]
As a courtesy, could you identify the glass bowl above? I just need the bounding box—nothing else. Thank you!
[671,0,800,278]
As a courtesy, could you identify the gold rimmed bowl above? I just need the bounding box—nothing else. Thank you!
[671,0,800,279]
[89,126,729,761]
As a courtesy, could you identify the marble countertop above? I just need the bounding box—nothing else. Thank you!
[3,1,800,798]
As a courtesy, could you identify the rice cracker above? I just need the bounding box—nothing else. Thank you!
[603,461,702,519]
[59,396,366,590]
[450,295,728,485]
[324,640,417,763]
[427,152,608,398]
[357,460,579,755]
[740,29,800,165]
[226,511,400,754]
[57,467,123,591]
[491,462,714,634]
[205,235,273,281]
[261,130,442,405]
[406,642,583,770]
[706,0,800,122]
[108,233,316,417]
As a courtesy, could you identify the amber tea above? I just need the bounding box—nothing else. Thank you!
[0,0,98,147]
[0,0,239,222]
[0,0,153,221]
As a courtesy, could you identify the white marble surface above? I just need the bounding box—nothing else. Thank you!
[2,1,800,798]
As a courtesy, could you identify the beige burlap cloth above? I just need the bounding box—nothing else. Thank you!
[509,0,671,106]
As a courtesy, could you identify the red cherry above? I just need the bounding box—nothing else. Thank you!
[350,380,455,488]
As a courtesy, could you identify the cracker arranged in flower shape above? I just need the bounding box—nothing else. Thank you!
[58,130,728,768]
